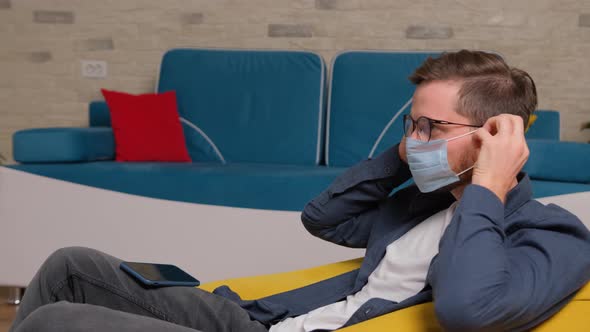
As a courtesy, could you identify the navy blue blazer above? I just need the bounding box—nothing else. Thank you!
[214,144,590,331]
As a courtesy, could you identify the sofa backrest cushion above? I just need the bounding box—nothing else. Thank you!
[326,51,440,167]
[524,139,590,184]
[525,110,560,140]
[157,48,326,165]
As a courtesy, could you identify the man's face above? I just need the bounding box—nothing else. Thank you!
[407,80,478,180]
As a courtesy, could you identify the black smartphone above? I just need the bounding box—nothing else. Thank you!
[120,261,200,287]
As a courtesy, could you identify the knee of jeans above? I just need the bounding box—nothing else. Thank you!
[13,301,75,332]
[40,247,99,279]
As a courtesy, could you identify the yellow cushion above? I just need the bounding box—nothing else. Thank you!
[200,258,590,331]
[199,258,363,298]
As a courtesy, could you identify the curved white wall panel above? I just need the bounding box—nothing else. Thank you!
[0,167,362,287]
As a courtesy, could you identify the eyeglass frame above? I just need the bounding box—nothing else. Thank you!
[403,114,482,142]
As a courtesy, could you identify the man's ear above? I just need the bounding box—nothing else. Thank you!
[467,134,481,168]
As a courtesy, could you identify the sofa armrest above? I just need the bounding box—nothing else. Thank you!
[525,139,590,184]
[13,127,115,163]
[89,100,111,127]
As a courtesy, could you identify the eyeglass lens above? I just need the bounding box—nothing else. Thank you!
[404,115,431,141]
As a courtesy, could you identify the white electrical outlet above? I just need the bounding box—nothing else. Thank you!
[81,60,107,78]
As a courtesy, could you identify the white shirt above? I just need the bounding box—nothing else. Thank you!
[270,202,458,332]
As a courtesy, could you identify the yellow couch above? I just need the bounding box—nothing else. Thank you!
[200,258,590,331]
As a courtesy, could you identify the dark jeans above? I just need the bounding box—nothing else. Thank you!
[9,247,268,332]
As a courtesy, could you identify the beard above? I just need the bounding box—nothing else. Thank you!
[431,152,476,194]
[431,169,472,194]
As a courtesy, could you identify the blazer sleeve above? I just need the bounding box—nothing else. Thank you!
[429,184,590,332]
[301,144,412,248]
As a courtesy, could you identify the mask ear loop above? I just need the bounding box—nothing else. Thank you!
[446,128,479,142]
[457,164,475,176]
[447,128,479,176]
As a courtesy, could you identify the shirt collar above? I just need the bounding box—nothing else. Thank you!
[409,188,455,217]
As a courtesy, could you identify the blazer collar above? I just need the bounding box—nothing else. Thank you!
[503,172,533,217]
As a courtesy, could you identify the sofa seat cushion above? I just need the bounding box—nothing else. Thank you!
[7,162,347,211]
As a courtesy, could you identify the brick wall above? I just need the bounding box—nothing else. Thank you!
[1,0,589,161]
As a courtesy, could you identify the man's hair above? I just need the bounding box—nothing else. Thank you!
[409,50,537,127]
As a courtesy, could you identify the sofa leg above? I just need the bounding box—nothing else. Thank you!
[4,287,25,305]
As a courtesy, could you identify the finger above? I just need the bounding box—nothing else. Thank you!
[473,127,493,143]
[482,116,498,134]
[519,147,529,169]
[507,117,528,155]
[512,115,525,136]
[521,141,530,159]
[496,115,513,135]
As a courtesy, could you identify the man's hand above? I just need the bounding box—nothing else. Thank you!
[399,137,408,164]
[472,114,529,203]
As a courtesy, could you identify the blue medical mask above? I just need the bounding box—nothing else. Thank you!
[405,130,477,193]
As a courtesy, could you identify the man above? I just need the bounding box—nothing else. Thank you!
[10,50,590,332]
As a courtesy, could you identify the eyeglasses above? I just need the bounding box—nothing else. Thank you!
[403,114,482,142]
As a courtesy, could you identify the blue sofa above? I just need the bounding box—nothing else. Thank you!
[10,49,345,211]
[7,50,590,211]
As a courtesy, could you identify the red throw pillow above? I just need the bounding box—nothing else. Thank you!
[101,89,191,162]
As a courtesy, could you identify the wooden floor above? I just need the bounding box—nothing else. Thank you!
[0,303,16,332]
[0,287,16,332]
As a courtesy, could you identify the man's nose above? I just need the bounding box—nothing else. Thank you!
[409,129,421,140]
